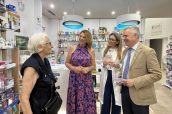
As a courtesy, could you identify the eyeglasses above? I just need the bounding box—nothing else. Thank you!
[109,38,117,42]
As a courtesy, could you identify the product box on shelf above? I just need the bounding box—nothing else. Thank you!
[0,0,20,113]
[0,77,5,92]
[0,89,18,111]
[0,76,14,93]
[0,61,16,71]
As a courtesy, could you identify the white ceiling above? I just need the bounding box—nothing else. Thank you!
[42,0,172,19]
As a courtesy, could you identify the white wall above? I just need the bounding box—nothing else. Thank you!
[144,18,172,69]
[47,19,59,52]
[19,0,34,37]
[42,15,50,34]
[144,18,172,40]
[42,17,59,56]
[34,0,42,33]
[15,0,42,37]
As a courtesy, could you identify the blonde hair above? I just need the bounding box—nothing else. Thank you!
[80,30,92,48]
[28,33,48,53]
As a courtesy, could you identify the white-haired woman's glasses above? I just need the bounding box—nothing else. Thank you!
[43,42,51,46]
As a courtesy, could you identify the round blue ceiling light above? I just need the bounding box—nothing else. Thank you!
[62,15,84,30]
[116,13,141,30]
[63,21,83,29]
[116,22,138,30]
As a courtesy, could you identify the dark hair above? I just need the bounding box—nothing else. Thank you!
[103,32,122,60]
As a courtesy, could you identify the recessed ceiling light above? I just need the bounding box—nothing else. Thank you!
[87,11,91,15]
[136,11,140,14]
[64,12,67,15]
[50,3,55,9]
[111,11,115,15]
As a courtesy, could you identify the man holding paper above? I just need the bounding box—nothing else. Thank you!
[121,26,162,114]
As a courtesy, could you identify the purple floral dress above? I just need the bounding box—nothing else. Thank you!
[67,45,97,114]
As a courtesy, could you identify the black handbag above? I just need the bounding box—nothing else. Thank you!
[31,76,62,114]
[31,55,62,114]
[31,88,62,114]
[41,90,62,114]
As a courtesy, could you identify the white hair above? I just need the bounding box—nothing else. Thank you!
[124,26,140,38]
[28,33,48,53]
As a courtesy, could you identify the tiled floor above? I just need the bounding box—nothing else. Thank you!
[96,70,172,114]
[149,70,172,114]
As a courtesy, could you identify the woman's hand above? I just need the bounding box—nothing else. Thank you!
[103,56,111,65]
[81,67,90,74]
[109,62,120,68]
[73,66,82,74]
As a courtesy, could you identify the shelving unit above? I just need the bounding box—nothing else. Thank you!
[0,43,20,114]
[0,1,20,113]
[163,35,172,89]
[57,32,108,52]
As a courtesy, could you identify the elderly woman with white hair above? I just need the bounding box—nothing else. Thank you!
[20,33,57,114]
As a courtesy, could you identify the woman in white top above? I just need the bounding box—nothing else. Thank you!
[100,32,122,114]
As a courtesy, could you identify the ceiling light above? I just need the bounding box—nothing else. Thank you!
[111,11,115,15]
[64,12,67,15]
[50,3,55,9]
[136,11,140,14]
[62,0,84,29]
[116,13,141,30]
[87,11,91,15]
[62,15,84,29]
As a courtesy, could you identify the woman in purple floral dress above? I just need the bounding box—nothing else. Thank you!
[65,30,97,114]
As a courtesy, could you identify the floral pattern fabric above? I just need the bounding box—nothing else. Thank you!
[67,46,97,114]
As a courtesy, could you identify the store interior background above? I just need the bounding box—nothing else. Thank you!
[9,0,171,68]
[2,0,172,114]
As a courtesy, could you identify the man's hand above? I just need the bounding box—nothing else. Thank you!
[122,79,134,87]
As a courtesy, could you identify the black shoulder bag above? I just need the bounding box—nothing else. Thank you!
[31,56,62,114]
[41,86,62,114]
[32,82,62,114]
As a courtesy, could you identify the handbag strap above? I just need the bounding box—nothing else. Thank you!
[34,54,56,98]
[30,54,56,108]
[34,53,56,83]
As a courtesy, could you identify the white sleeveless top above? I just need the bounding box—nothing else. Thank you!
[104,48,118,70]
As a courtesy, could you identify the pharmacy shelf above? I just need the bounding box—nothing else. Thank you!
[163,83,172,89]
[0,63,16,71]
[0,98,19,113]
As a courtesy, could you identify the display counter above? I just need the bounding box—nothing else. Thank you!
[51,64,69,114]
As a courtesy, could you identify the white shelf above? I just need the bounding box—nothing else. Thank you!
[163,83,172,89]
[0,63,16,71]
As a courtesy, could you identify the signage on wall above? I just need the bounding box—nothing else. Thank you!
[36,17,41,25]
[151,23,162,36]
